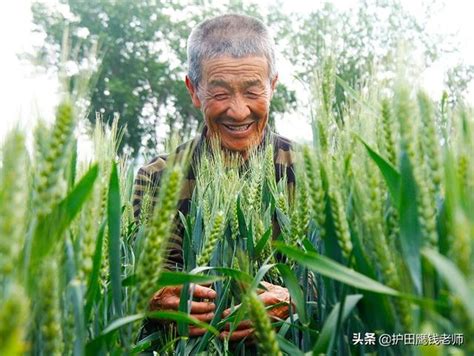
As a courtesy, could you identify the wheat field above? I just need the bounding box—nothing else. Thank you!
[0,66,473,355]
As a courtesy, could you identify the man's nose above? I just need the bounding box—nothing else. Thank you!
[227,95,251,122]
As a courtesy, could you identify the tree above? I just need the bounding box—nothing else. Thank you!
[269,0,458,119]
[445,63,474,106]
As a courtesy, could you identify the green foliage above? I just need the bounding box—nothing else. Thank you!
[3,9,474,353]
[29,0,472,160]
[1,80,473,355]
[445,63,474,105]
[272,0,460,123]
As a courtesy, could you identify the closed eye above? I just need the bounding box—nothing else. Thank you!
[213,93,229,100]
[245,92,259,99]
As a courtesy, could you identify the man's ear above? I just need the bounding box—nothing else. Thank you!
[270,74,279,98]
[185,75,202,109]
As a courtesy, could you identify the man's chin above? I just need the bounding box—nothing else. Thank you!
[221,143,250,154]
[221,136,259,152]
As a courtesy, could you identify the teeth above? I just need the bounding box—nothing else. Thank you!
[225,124,252,132]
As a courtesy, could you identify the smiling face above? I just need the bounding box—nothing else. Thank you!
[185,56,278,156]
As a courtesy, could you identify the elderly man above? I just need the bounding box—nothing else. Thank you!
[133,14,295,343]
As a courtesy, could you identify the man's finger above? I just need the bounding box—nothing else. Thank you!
[159,296,180,309]
[223,319,252,331]
[190,312,215,322]
[156,298,215,313]
[189,326,208,337]
[222,308,231,318]
[222,304,241,318]
[190,301,216,314]
[257,281,271,294]
[259,292,280,306]
[268,305,290,321]
[191,284,217,299]
[219,328,255,341]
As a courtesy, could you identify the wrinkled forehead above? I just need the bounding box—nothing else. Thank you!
[201,56,270,86]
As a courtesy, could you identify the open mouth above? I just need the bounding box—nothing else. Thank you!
[223,122,253,132]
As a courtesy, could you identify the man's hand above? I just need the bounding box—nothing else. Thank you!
[219,281,292,342]
[149,284,217,337]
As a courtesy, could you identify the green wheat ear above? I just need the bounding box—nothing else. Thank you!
[197,210,225,267]
[76,118,123,284]
[288,164,310,246]
[321,56,336,119]
[395,87,438,248]
[0,284,29,356]
[395,87,418,165]
[416,91,441,247]
[34,100,76,217]
[230,197,239,240]
[417,92,442,191]
[302,145,326,237]
[328,183,353,259]
[365,162,413,331]
[37,260,63,356]
[264,143,277,192]
[0,130,27,276]
[136,166,183,312]
[380,98,398,166]
[326,161,352,260]
[244,290,282,356]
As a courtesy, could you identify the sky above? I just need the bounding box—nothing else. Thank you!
[0,0,473,150]
[0,1,54,134]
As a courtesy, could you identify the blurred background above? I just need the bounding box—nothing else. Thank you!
[1,0,473,161]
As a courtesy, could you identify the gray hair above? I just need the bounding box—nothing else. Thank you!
[186,14,277,87]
